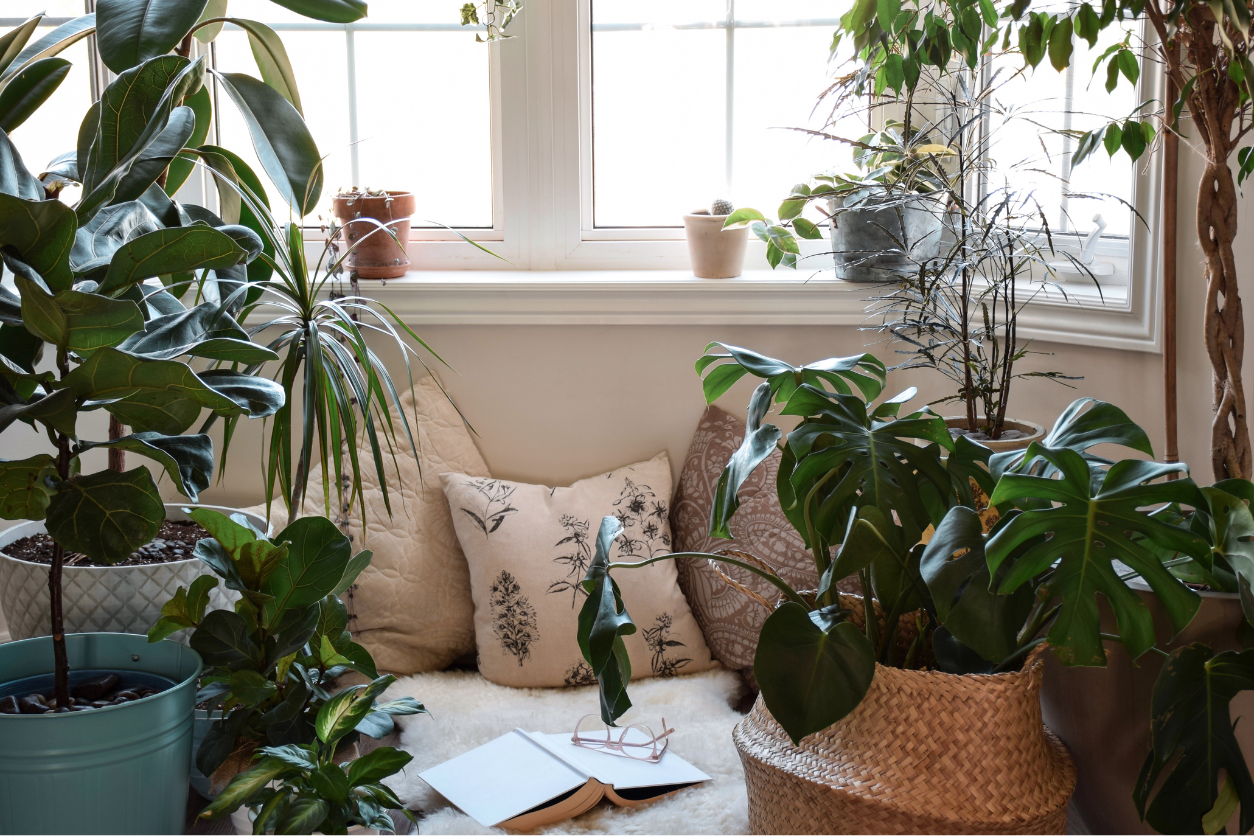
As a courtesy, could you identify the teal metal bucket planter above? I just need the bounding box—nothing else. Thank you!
[0,633,202,835]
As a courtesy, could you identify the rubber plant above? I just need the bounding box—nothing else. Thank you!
[575,344,1254,832]
[826,0,1254,481]
[147,509,424,793]
[0,0,370,713]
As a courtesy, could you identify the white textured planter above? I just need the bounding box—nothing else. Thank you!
[0,503,267,642]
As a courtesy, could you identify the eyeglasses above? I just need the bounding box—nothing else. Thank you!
[571,714,675,763]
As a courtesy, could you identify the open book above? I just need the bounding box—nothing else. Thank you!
[418,728,711,830]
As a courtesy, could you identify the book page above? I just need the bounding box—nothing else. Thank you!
[538,731,711,790]
[418,730,588,827]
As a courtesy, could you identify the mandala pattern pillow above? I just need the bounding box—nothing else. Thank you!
[441,453,717,688]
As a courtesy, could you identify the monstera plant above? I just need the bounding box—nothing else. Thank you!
[0,1,377,712]
[576,344,1254,832]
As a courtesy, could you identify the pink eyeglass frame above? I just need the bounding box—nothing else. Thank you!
[570,714,675,763]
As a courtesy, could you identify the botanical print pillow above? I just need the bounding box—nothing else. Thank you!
[441,453,717,688]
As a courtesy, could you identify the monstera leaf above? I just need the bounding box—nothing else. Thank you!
[987,444,1208,666]
[1135,644,1254,834]
[708,382,783,539]
[779,384,953,552]
[991,397,1154,480]
[696,343,886,405]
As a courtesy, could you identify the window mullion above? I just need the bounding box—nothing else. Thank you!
[345,26,361,188]
[725,0,735,191]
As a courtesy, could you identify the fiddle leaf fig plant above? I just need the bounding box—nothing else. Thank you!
[149,508,424,781]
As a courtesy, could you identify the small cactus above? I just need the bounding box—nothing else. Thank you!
[709,198,734,216]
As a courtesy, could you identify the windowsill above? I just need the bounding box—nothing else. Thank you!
[326,268,1150,352]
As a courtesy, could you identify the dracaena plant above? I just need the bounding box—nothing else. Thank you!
[199,675,421,834]
[148,509,423,783]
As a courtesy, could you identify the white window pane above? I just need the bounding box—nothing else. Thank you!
[591,2,852,227]
[354,31,492,227]
[7,38,92,181]
[214,28,351,220]
[2,3,87,20]
[215,0,311,25]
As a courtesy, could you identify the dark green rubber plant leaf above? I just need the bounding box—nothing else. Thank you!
[696,342,887,405]
[0,454,58,520]
[100,224,248,293]
[782,384,954,551]
[162,85,212,194]
[0,15,95,85]
[229,18,303,114]
[111,104,197,204]
[990,397,1154,480]
[0,193,76,291]
[754,601,876,744]
[920,506,1036,664]
[987,444,1207,666]
[77,431,214,501]
[266,0,368,24]
[1134,644,1254,834]
[213,71,323,216]
[190,608,265,669]
[0,57,70,133]
[578,516,636,724]
[262,514,353,620]
[16,276,145,351]
[0,16,42,79]
[70,200,163,275]
[709,381,782,539]
[95,0,209,73]
[193,145,274,283]
[0,128,45,199]
[44,465,165,564]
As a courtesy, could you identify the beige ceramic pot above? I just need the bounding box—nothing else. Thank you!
[943,416,1045,452]
[683,212,749,279]
[1041,583,1252,834]
[332,191,415,279]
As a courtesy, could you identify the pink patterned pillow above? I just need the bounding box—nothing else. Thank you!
[671,406,820,673]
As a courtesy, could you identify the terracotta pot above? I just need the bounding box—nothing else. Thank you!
[1041,583,1253,834]
[733,649,1074,834]
[332,191,415,279]
[683,212,749,279]
[943,416,1045,452]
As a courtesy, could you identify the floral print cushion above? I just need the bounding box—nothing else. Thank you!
[441,453,716,688]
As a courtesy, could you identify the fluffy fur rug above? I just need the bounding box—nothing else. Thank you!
[381,668,751,835]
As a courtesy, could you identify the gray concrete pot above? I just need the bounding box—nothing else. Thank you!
[1041,582,1253,834]
[829,191,945,282]
[0,503,265,642]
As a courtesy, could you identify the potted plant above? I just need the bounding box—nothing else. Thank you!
[576,343,1254,833]
[148,509,425,803]
[331,188,416,279]
[199,677,420,834]
[683,199,751,279]
[0,1,379,831]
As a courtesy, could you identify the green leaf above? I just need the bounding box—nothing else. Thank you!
[0,128,43,199]
[710,383,783,539]
[1134,645,1254,834]
[754,603,876,745]
[988,446,1206,665]
[0,454,57,520]
[722,207,766,229]
[213,71,323,216]
[1075,3,1100,46]
[78,432,213,501]
[44,466,164,565]
[331,549,372,596]
[0,16,96,85]
[228,19,303,115]
[979,0,999,25]
[100,225,248,293]
[1117,47,1140,86]
[147,573,218,641]
[0,388,76,437]
[228,669,277,704]
[62,346,258,418]
[69,201,162,275]
[266,0,367,23]
[262,515,352,620]
[1048,16,1073,72]
[193,0,229,42]
[190,608,264,669]
[0,16,43,79]
[189,506,257,560]
[16,276,67,347]
[113,105,198,204]
[347,747,413,787]
[0,194,76,292]
[877,0,902,31]
[191,145,273,283]
[792,217,823,240]
[1202,487,1254,626]
[275,797,329,836]
[991,397,1153,480]
[0,57,70,133]
[199,756,296,820]
[96,0,209,74]
[308,763,350,804]
[314,675,395,747]
[577,516,637,724]
[118,302,274,364]
[163,86,212,195]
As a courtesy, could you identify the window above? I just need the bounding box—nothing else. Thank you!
[212,1,495,230]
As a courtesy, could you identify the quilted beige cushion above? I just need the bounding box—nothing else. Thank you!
[672,406,827,673]
[245,374,489,675]
[442,453,717,688]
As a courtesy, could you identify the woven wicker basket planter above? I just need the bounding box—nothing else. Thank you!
[732,650,1075,834]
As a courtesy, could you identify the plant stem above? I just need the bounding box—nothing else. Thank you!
[992,637,1046,673]
[1017,601,1061,647]
[50,350,72,709]
[107,415,126,471]
[858,568,879,650]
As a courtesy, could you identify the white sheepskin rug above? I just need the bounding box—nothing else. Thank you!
[381,668,751,835]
